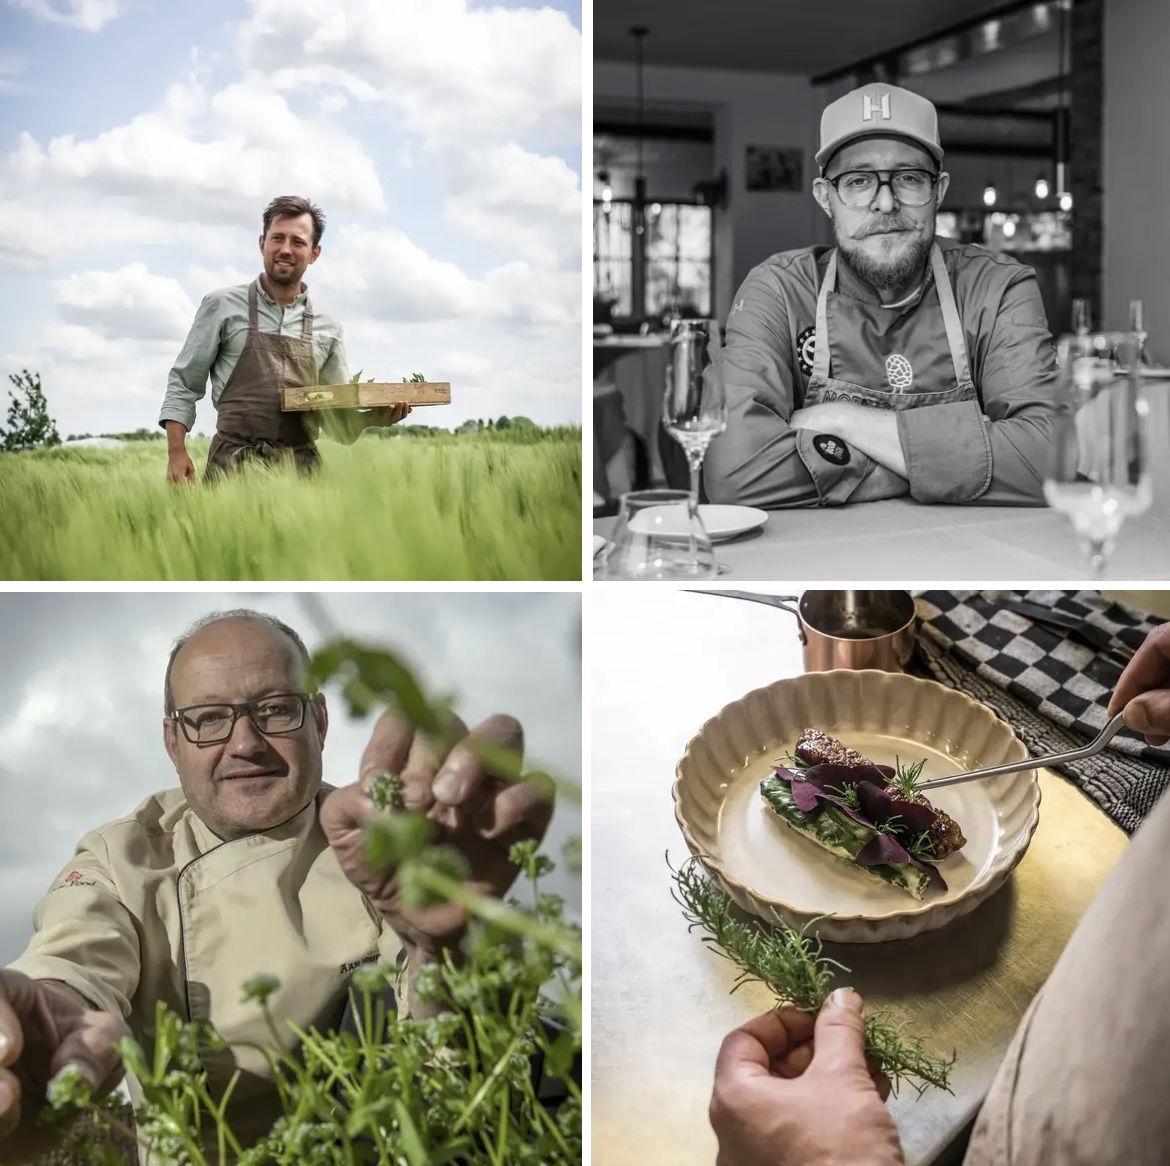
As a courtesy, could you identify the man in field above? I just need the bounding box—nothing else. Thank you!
[0,610,554,1162]
[159,196,412,483]
[705,83,1056,508]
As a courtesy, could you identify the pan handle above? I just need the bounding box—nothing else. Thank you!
[686,591,806,643]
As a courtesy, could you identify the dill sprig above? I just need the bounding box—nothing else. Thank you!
[668,853,955,1097]
[891,756,927,801]
[829,783,862,811]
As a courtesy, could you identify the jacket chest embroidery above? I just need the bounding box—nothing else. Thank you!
[340,952,380,975]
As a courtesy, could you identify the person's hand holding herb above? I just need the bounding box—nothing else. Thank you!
[0,970,128,1156]
[319,710,554,1008]
[711,991,904,1166]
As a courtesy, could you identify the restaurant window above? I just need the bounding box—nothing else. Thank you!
[594,200,713,321]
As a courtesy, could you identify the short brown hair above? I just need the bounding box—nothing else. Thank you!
[261,196,326,248]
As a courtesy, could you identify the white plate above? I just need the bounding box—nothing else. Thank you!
[593,534,607,557]
[630,503,768,543]
[673,670,1041,943]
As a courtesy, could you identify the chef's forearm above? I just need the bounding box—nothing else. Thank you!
[828,406,908,478]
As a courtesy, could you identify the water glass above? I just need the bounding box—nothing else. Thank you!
[594,489,717,580]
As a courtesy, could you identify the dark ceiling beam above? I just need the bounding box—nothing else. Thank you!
[934,102,1056,124]
[962,75,1066,108]
[594,120,713,143]
[811,0,1045,86]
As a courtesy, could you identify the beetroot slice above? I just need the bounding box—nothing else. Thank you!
[771,765,948,891]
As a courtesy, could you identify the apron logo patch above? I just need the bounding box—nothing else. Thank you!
[885,353,913,391]
[812,433,851,466]
[796,326,816,376]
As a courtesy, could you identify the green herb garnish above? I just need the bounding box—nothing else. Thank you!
[669,854,955,1097]
[890,756,927,801]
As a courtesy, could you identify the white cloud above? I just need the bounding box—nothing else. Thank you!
[9,0,123,31]
[235,0,580,148]
[52,263,197,342]
[444,144,581,270]
[5,81,387,232]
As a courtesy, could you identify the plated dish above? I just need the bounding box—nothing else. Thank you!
[672,669,1042,943]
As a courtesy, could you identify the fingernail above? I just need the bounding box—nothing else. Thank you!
[830,987,863,1012]
[0,1031,8,1062]
[434,770,462,803]
[1126,703,1152,733]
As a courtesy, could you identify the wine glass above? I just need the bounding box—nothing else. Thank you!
[1043,331,1151,577]
[594,489,717,580]
[1129,299,1148,365]
[662,319,728,570]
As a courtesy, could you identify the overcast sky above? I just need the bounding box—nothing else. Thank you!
[0,591,582,964]
[0,0,582,437]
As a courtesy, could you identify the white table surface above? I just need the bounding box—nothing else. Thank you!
[589,589,1127,1166]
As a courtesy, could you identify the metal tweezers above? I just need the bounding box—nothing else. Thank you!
[917,710,1130,791]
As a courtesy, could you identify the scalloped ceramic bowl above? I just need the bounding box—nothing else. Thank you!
[673,670,1041,943]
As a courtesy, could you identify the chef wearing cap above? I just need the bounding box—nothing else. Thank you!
[705,83,1056,508]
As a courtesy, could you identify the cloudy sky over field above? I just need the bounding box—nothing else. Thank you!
[0,0,582,438]
[0,591,581,963]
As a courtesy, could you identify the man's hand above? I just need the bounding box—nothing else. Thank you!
[320,711,554,959]
[790,401,908,479]
[360,403,412,429]
[710,992,903,1166]
[166,450,195,484]
[1108,620,1170,746]
[0,971,127,1154]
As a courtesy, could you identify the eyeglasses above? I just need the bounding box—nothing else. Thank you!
[170,693,315,745]
[824,168,940,209]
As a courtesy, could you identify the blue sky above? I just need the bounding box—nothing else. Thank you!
[0,0,582,436]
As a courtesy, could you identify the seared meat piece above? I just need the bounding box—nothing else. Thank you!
[793,728,967,860]
[923,808,966,860]
[795,728,869,769]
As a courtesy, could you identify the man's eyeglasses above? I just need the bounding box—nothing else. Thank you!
[824,168,940,209]
[170,693,316,745]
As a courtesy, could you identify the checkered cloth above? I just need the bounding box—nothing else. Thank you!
[912,590,1170,834]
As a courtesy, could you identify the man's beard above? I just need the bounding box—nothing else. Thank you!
[836,215,933,293]
[267,259,301,285]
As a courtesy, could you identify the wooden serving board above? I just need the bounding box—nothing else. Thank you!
[281,382,452,411]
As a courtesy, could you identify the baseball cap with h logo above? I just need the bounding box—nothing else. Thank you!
[816,83,943,171]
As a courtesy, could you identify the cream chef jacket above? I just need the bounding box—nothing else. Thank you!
[7,785,407,1164]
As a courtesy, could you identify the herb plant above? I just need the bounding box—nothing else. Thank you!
[35,628,581,1166]
[668,854,955,1098]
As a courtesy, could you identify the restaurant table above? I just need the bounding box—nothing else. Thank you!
[591,589,1130,1166]
[595,385,1170,578]
[594,376,1170,579]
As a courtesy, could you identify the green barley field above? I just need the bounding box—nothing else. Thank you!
[0,430,581,580]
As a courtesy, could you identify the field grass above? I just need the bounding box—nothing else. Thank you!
[0,430,582,580]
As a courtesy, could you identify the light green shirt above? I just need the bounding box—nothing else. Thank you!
[158,278,349,432]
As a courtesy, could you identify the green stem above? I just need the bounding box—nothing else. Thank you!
[412,867,581,960]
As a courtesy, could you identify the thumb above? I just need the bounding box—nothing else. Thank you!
[1123,693,1170,742]
[809,988,871,1079]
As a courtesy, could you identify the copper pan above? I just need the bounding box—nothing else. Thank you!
[696,590,918,673]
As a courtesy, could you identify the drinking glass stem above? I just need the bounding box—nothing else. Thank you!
[685,449,704,558]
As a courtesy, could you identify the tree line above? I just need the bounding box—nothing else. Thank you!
[2,371,552,449]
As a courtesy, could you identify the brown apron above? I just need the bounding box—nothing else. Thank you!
[205,278,320,481]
